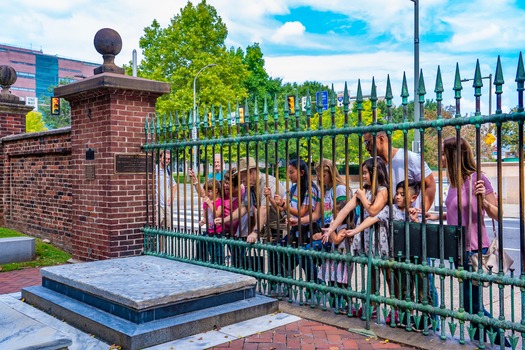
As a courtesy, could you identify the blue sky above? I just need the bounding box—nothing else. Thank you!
[3,0,525,113]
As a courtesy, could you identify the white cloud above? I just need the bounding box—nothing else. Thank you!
[1,0,522,112]
[271,21,306,44]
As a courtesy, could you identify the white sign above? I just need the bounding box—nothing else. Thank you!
[230,112,236,126]
[191,127,197,141]
[26,97,38,110]
[337,94,344,107]
[301,96,307,111]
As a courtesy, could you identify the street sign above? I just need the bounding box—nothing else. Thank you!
[316,91,329,112]
[337,95,344,107]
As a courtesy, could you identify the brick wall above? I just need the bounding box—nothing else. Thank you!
[1,128,72,251]
[67,89,153,260]
[0,73,169,261]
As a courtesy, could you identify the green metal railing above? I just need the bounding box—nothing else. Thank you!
[143,54,525,349]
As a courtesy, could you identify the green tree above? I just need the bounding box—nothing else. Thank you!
[39,95,71,129]
[26,110,48,133]
[500,106,522,156]
[38,80,72,129]
[242,43,281,105]
[137,1,249,116]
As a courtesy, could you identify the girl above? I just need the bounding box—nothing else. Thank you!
[198,179,224,264]
[318,200,354,313]
[324,157,390,257]
[267,159,323,282]
[427,137,509,347]
[315,159,351,228]
[322,157,390,317]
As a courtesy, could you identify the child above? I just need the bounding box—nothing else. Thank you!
[268,159,322,282]
[392,180,421,222]
[324,157,390,257]
[322,157,390,317]
[318,200,354,313]
[199,179,224,264]
[215,170,251,268]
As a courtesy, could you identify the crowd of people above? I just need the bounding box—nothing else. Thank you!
[155,132,508,345]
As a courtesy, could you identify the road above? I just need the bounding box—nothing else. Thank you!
[497,217,523,274]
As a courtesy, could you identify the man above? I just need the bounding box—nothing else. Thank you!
[237,157,285,244]
[155,150,177,228]
[363,129,436,211]
[363,126,437,328]
[209,153,226,181]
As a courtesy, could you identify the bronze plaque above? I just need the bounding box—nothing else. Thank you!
[115,154,151,173]
[85,164,95,180]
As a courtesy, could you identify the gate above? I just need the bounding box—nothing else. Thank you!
[143,55,525,348]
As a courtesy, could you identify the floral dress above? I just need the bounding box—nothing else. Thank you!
[351,187,390,257]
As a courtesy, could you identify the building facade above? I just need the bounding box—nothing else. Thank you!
[0,43,98,109]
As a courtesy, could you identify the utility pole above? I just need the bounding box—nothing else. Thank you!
[411,0,420,153]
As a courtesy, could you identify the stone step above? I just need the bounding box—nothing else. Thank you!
[0,299,72,350]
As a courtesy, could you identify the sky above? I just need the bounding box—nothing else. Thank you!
[3,0,525,114]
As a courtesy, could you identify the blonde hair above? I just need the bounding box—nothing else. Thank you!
[315,159,346,188]
[443,137,477,188]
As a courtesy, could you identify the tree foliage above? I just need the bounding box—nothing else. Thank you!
[38,81,72,129]
[26,110,47,133]
[137,1,248,116]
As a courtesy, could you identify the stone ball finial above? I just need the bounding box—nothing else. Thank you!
[0,65,17,94]
[93,28,125,75]
[0,65,23,103]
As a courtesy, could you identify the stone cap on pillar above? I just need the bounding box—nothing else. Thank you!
[54,72,170,99]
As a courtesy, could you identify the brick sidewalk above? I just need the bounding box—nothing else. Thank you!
[0,267,415,350]
[209,318,416,350]
[0,267,41,294]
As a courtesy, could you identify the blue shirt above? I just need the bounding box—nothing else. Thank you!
[208,170,226,181]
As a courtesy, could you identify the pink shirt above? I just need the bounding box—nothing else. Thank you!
[445,174,493,251]
[203,198,223,235]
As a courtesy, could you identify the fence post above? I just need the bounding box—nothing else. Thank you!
[54,29,170,261]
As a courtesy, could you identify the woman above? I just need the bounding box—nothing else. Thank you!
[427,137,508,347]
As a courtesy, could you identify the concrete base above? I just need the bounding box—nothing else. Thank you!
[22,256,278,350]
[0,237,35,264]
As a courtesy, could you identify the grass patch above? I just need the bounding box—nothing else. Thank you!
[0,228,72,272]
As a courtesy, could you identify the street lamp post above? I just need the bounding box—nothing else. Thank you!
[192,63,216,171]
[411,0,420,153]
[461,74,493,116]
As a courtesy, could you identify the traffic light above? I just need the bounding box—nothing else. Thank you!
[238,107,245,124]
[51,97,60,115]
[288,96,295,114]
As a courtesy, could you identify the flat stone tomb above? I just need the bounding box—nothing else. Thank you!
[22,256,277,350]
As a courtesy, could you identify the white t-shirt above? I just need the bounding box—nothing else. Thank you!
[322,184,348,226]
[390,149,432,209]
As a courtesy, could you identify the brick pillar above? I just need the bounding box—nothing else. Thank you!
[0,97,32,227]
[55,73,169,261]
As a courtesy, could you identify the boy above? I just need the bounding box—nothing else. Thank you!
[392,180,421,222]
